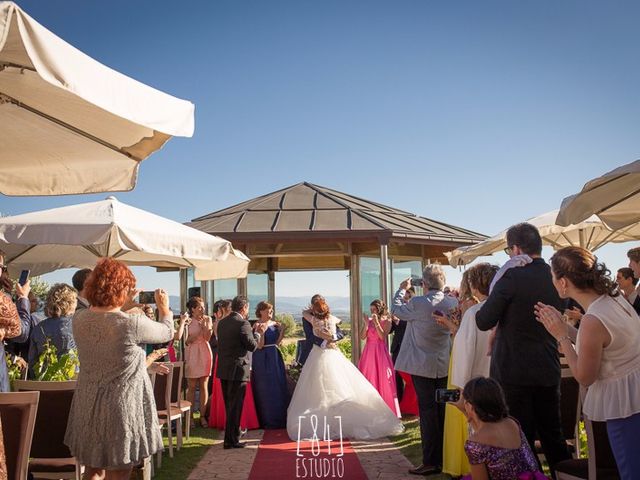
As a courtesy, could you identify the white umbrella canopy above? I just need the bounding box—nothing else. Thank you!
[445,209,640,267]
[0,197,249,280]
[0,2,195,196]
[556,159,640,230]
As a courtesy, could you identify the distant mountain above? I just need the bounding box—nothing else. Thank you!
[276,296,350,312]
[167,295,351,319]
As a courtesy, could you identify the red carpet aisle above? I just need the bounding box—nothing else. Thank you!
[248,429,368,480]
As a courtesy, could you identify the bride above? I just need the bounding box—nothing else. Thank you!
[286,297,404,440]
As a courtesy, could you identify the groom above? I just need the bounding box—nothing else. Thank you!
[298,294,325,365]
[216,296,267,448]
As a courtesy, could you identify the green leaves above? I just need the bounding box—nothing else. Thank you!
[33,338,79,381]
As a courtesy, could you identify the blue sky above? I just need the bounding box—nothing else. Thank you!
[3,0,639,297]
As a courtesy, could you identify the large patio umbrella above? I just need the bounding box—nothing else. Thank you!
[0,197,249,280]
[556,159,640,230]
[445,209,640,266]
[0,2,195,196]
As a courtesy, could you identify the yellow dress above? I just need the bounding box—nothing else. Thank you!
[442,346,470,476]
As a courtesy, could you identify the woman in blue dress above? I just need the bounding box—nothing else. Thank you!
[251,301,290,428]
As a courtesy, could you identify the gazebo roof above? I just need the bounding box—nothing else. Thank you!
[188,182,485,246]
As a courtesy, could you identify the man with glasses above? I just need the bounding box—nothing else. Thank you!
[476,223,571,475]
[0,250,32,391]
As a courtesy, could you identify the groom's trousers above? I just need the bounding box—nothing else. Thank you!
[220,379,247,446]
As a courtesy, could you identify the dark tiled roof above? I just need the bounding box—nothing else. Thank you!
[188,182,485,244]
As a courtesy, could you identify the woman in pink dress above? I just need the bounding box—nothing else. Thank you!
[175,296,213,427]
[358,299,401,417]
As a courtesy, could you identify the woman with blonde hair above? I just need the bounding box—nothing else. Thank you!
[442,263,499,477]
[358,299,400,416]
[28,283,77,377]
[64,258,174,480]
[536,246,640,479]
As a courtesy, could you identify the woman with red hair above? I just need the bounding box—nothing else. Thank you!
[64,258,174,480]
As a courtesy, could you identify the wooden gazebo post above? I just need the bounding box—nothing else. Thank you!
[349,251,362,364]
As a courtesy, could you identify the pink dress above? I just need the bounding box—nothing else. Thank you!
[208,357,260,430]
[357,317,401,417]
[184,318,213,379]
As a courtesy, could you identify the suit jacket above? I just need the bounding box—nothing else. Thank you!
[298,317,323,366]
[476,258,563,387]
[390,319,407,355]
[391,289,458,378]
[216,312,259,382]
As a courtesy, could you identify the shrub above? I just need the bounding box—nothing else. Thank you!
[337,339,352,360]
[278,342,297,365]
[33,339,79,381]
[275,313,296,337]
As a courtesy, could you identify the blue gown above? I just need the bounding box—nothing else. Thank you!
[251,325,290,428]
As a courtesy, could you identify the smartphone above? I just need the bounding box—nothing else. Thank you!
[435,388,460,403]
[139,290,155,304]
[18,269,30,286]
[410,277,423,287]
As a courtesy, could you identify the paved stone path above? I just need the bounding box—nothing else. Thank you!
[187,430,264,480]
[187,430,421,480]
[351,438,418,480]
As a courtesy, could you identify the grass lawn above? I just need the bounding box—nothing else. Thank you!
[150,419,219,480]
[390,416,453,480]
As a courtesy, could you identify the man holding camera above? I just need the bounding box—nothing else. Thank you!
[392,265,458,476]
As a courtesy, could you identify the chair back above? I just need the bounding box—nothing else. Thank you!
[560,369,580,441]
[586,419,619,478]
[153,363,174,411]
[170,361,184,405]
[0,391,39,480]
[14,380,76,459]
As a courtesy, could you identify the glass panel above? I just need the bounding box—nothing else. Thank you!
[391,259,423,297]
[360,256,381,314]
[247,273,269,317]
[186,268,196,290]
[206,281,214,314]
[213,279,237,302]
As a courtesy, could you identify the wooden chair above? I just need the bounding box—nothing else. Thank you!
[169,361,192,439]
[556,399,620,480]
[0,391,39,480]
[13,380,83,480]
[153,363,183,459]
[560,368,582,457]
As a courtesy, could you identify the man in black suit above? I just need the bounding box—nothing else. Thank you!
[476,223,571,474]
[298,294,326,366]
[216,296,267,449]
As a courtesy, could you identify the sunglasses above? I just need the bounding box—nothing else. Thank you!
[503,246,513,256]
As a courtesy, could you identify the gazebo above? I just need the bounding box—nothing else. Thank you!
[185,182,485,362]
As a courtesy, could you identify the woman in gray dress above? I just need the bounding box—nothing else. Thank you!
[64,258,174,480]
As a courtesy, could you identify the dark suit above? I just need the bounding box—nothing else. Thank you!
[298,316,324,366]
[476,258,571,471]
[216,312,259,446]
[389,319,407,401]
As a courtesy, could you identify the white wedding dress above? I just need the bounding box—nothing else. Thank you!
[286,314,404,441]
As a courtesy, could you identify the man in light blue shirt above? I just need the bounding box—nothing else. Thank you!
[392,264,457,476]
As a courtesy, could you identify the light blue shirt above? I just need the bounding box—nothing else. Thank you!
[391,288,458,378]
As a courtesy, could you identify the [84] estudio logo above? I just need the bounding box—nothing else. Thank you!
[295,415,345,478]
